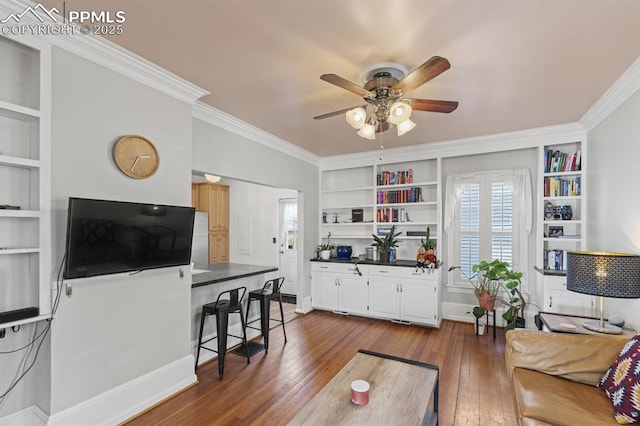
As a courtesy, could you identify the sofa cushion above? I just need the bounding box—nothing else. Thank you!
[512,367,617,425]
[599,335,640,424]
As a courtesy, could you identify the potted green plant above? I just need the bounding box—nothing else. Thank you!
[371,225,402,262]
[317,232,334,260]
[501,271,530,331]
[449,259,522,313]
[417,226,440,269]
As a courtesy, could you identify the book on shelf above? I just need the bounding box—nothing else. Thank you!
[377,187,422,204]
[377,169,414,186]
[376,207,408,223]
[544,249,567,271]
[406,231,427,237]
[544,176,581,197]
[544,149,582,173]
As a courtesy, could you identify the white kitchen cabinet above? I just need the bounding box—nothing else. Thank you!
[311,263,368,314]
[312,261,441,327]
[542,274,595,317]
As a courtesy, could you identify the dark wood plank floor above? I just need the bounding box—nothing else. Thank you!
[125,308,516,426]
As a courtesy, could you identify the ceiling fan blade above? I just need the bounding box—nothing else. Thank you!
[392,56,451,93]
[406,98,459,113]
[313,106,364,120]
[320,74,374,98]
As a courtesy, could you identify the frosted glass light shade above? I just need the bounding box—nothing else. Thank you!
[205,173,221,183]
[389,102,412,124]
[346,107,366,129]
[357,123,376,139]
[396,118,416,136]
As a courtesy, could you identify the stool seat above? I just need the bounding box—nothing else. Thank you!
[245,277,288,353]
[195,286,250,379]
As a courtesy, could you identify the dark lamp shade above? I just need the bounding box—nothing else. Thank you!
[566,251,640,299]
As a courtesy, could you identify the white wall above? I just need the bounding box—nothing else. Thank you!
[192,119,318,307]
[225,179,297,267]
[587,88,640,329]
[47,47,195,416]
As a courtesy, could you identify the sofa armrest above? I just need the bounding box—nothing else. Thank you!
[505,329,631,386]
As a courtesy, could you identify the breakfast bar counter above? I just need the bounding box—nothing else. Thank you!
[191,263,278,288]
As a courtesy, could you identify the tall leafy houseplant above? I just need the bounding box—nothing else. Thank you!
[371,225,402,262]
[449,259,522,314]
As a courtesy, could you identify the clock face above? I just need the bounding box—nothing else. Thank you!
[113,135,159,179]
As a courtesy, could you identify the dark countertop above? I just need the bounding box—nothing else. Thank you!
[310,257,429,268]
[191,263,278,288]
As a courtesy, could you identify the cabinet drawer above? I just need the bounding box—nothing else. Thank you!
[311,262,337,272]
[336,263,368,275]
[399,267,437,280]
[368,266,400,277]
[543,275,567,291]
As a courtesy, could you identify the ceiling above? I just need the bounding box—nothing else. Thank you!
[41,0,640,157]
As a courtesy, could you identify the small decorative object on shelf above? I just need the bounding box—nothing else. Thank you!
[336,245,353,260]
[416,227,440,271]
[561,205,573,220]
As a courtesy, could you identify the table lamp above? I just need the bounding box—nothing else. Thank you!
[566,251,640,334]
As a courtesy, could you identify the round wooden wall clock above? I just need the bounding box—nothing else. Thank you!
[113,135,159,179]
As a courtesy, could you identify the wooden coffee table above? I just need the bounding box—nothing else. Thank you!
[289,349,439,426]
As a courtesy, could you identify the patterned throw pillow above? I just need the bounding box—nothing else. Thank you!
[599,335,640,424]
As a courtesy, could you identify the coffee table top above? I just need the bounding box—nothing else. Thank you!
[289,349,438,426]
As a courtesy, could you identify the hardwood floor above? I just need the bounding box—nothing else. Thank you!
[125,309,516,426]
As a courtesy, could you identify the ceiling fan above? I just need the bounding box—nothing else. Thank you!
[314,56,458,139]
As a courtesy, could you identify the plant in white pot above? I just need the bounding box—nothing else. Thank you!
[317,232,334,260]
[371,225,402,262]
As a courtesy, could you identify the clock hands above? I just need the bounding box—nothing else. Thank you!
[130,155,151,172]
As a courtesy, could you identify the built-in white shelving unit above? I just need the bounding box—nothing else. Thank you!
[0,35,51,327]
[320,158,441,261]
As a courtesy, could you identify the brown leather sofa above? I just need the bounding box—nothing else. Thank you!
[505,329,631,425]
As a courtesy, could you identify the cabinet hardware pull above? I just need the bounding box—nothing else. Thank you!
[549,296,553,308]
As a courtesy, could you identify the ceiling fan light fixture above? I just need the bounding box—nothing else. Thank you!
[357,123,376,139]
[388,101,412,124]
[345,107,366,129]
[396,118,416,136]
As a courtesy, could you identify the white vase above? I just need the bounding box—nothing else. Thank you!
[476,323,486,336]
[320,250,331,260]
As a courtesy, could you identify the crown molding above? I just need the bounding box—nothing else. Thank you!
[192,101,320,165]
[0,0,208,104]
[580,56,640,131]
[319,122,586,170]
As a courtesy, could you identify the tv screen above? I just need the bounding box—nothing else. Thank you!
[63,197,196,279]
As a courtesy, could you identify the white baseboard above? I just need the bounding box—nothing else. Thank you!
[0,405,48,426]
[47,355,196,426]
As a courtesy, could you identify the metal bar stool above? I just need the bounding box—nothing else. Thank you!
[195,286,250,379]
[245,277,288,353]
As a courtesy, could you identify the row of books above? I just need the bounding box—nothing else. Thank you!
[377,169,414,186]
[544,150,581,173]
[544,176,581,197]
[544,249,567,271]
[377,187,423,204]
[376,208,409,223]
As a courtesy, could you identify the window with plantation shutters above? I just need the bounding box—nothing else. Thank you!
[446,170,530,290]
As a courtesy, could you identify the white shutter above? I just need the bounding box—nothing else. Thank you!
[459,183,480,278]
[491,182,513,265]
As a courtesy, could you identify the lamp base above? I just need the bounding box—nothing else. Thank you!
[583,321,623,335]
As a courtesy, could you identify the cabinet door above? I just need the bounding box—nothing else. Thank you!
[214,185,229,230]
[400,279,436,324]
[209,231,228,264]
[544,289,594,316]
[311,272,339,311]
[338,275,368,314]
[542,275,595,317]
[368,277,399,319]
[191,184,199,209]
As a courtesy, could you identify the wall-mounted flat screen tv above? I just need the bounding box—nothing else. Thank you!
[63,197,196,279]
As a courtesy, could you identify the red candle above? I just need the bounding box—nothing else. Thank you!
[351,379,370,405]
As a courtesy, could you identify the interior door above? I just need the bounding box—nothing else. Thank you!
[279,198,298,295]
